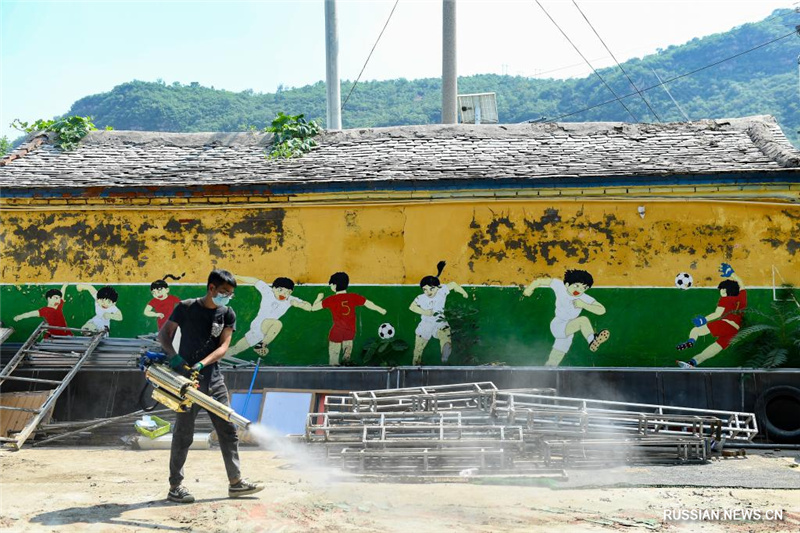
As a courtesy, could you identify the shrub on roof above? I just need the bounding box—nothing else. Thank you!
[11,116,111,151]
[265,112,320,159]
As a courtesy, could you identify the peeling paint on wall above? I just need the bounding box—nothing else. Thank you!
[5,213,149,277]
[462,203,797,284]
[1,201,797,287]
[1,209,288,282]
[1,198,798,367]
[760,209,800,256]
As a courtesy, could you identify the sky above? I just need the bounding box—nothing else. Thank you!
[0,0,793,139]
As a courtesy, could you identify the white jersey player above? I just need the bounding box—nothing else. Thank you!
[522,269,609,366]
[227,276,314,357]
[409,261,469,365]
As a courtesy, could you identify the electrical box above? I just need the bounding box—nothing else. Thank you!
[458,92,498,124]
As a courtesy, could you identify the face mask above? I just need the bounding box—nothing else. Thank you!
[212,294,232,306]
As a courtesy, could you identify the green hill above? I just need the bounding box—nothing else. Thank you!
[65,8,800,145]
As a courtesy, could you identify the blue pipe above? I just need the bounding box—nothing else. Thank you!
[242,358,261,416]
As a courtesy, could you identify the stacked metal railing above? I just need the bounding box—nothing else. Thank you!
[0,335,159,371]
[0,334,256,371]
[491,391,755,442]
[322,382,520,413]
[306,382,758,476]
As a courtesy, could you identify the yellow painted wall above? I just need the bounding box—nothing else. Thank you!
[1,198,798,287]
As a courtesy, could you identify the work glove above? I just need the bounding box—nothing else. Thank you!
[169,354,188,371]
[719,263,734,278]
[692,315,708,327]
[191,362,205,372]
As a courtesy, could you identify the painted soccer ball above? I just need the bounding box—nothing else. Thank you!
[675,272,693,290]
[378,323,395,339]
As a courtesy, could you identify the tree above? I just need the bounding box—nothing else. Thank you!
[0,136,11,157]
[60,9,798,146]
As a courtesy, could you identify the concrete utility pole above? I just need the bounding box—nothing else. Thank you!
[442,0,458,124]
[325,0,342,131]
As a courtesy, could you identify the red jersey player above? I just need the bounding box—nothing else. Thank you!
[144,274,184,331]
[677,263,747,368]
[312,272,386,366]
[14,283,73,338]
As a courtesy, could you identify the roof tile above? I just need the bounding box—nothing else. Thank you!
[1,116,798,191]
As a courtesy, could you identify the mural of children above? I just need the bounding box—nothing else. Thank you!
[676,263,747,368]
[311,272,386,366]
[409,261,469,365]
[227,275,316,357]
[522,269,609,366]
[77,284,123,332]
[13,283,73,338]
[144,273,184,332]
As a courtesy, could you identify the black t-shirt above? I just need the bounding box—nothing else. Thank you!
[168,298,236,375]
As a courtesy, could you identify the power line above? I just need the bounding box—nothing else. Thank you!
[534,0,639,122]
[651,68,690,121]
[529,51,645,78]
[341,0,400,112]
[521,7,797,81]
[527,7,797,81]
[539,29,798,122]
[763,6,799,25]
[571,0,662,122]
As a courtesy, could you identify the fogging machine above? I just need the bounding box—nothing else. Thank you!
[139,351,251,430]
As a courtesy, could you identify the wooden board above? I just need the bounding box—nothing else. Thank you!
[0,390,54,438]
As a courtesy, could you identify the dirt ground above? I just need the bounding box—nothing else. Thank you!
[0,447,798,532]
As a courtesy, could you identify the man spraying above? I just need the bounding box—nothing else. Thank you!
[158,269,263,503]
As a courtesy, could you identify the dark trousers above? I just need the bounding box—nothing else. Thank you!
[168,371,241,487]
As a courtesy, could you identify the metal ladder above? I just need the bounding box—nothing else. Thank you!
[0,322,107,450]
[0,327,14,345]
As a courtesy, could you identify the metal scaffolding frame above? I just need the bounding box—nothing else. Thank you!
[0,334,253,371]
[324,383,556,413]
[340,447,526,475]
[1,334,159,371]
[306,382,757,477]
[541,436,710,466]
[0,324,108,450]
[489,391,755,442]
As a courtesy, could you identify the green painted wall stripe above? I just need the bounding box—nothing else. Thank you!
[0,284,782,367]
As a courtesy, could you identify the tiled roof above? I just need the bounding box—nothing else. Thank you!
[1,115,798,191]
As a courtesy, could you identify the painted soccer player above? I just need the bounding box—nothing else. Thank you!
[13,283,73,338]
[227,275,316,357]
[676,263,746,368]
[144,273,184,332]
[409,261,469,365]
[77,284,123,332]
[312,272,386,366]
[522,269,609,366]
